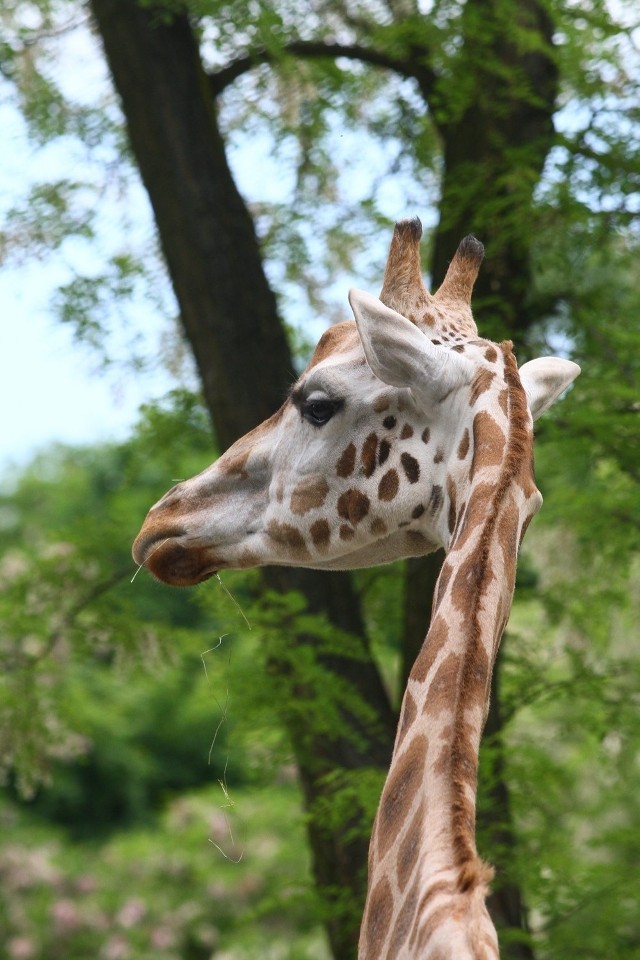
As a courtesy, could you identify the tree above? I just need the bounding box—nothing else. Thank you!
[2,0,639,956]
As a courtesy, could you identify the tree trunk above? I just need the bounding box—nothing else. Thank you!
[482,651,535,960]
[428,0,559,348]
[89,2,395,955]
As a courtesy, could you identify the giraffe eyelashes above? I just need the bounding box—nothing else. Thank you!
[300,397,344,427]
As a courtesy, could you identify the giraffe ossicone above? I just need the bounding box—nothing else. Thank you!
[132,218,579,959]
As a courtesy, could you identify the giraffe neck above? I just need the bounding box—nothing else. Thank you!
[359,348,541,960]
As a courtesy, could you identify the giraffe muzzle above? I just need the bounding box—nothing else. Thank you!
[132,525,221,586]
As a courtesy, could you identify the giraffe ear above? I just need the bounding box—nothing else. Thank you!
[348,288,474,400]
[518,357,580,421]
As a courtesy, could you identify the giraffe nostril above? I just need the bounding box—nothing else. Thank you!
[132,525,185,566]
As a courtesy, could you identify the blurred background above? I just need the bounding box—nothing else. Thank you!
[0,2,638,958]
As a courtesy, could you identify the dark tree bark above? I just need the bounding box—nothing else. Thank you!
[482,652,536,960]
[89,2,395,955]
[428,0,559,347]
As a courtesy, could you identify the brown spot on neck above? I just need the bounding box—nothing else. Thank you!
[266,520,309,558]
[470,411,506,479]
[309,518,330,549]
[378,469,399,501]
[469,367,496,406]
[457,428,470,460]
[362,877,394,959]
[336,443,356,478]
[376,734,428,861]
[401,452,420,484]
[361,433,379,478]
[337,489,370,526]
[290,476,329,515]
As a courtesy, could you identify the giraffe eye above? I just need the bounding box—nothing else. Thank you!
[301,398,342,427]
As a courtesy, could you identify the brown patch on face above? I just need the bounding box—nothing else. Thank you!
[362,877,393,959]
[307,321,355,369]
[336,442,356,478]
[266,520,309,557]
[457,428,470,460]
[433,447,444,464]
[451,343,466,353]
[469,367,496,406]
[360,433,378,478]
[337,489,370,526]
[485,345,498,363]
[309,519,330,550]
[340,524,355,541]
[428,484,443,513]
[378,469,399,501]
[216,402,287,478]
[373,394,391,412]
[370,517,388,536]
[289,476,329,515]
[400,423,414,439]
[378,439,391,466]
[412,614,449,684]
[220,447,250,478]
[471,411,506,479]
[401,452,420,484]
[411,503,425,520]
[377,734,428,861]
[421,427,430,445]
[383,415,397,430]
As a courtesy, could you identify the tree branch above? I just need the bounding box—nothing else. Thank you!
[208,38,436,98]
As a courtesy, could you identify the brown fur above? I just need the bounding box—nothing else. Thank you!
[378,469,400,501]
[401,452,421,484]
[336,442,356,478]
[310,519,331,549]
[290,476,329,515]
[361,433,379,478]
[337,489,370,525]
[377,735,428,861]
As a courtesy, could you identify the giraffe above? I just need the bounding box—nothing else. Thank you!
[132,218,579,958]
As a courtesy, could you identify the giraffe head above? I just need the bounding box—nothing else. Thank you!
[132,218,579,585]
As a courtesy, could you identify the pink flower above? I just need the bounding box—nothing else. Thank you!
[51,898,81,933]
[7,938,36,960]
[116,898,147,928]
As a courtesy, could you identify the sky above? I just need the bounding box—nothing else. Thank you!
[0,263,172,475]
[0,11,408,482]
[0,20,174,479]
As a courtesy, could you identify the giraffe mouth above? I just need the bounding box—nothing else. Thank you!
[132,529,221,586]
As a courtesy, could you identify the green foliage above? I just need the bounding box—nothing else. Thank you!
[1,0,640,956]
[0,782,328,960]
